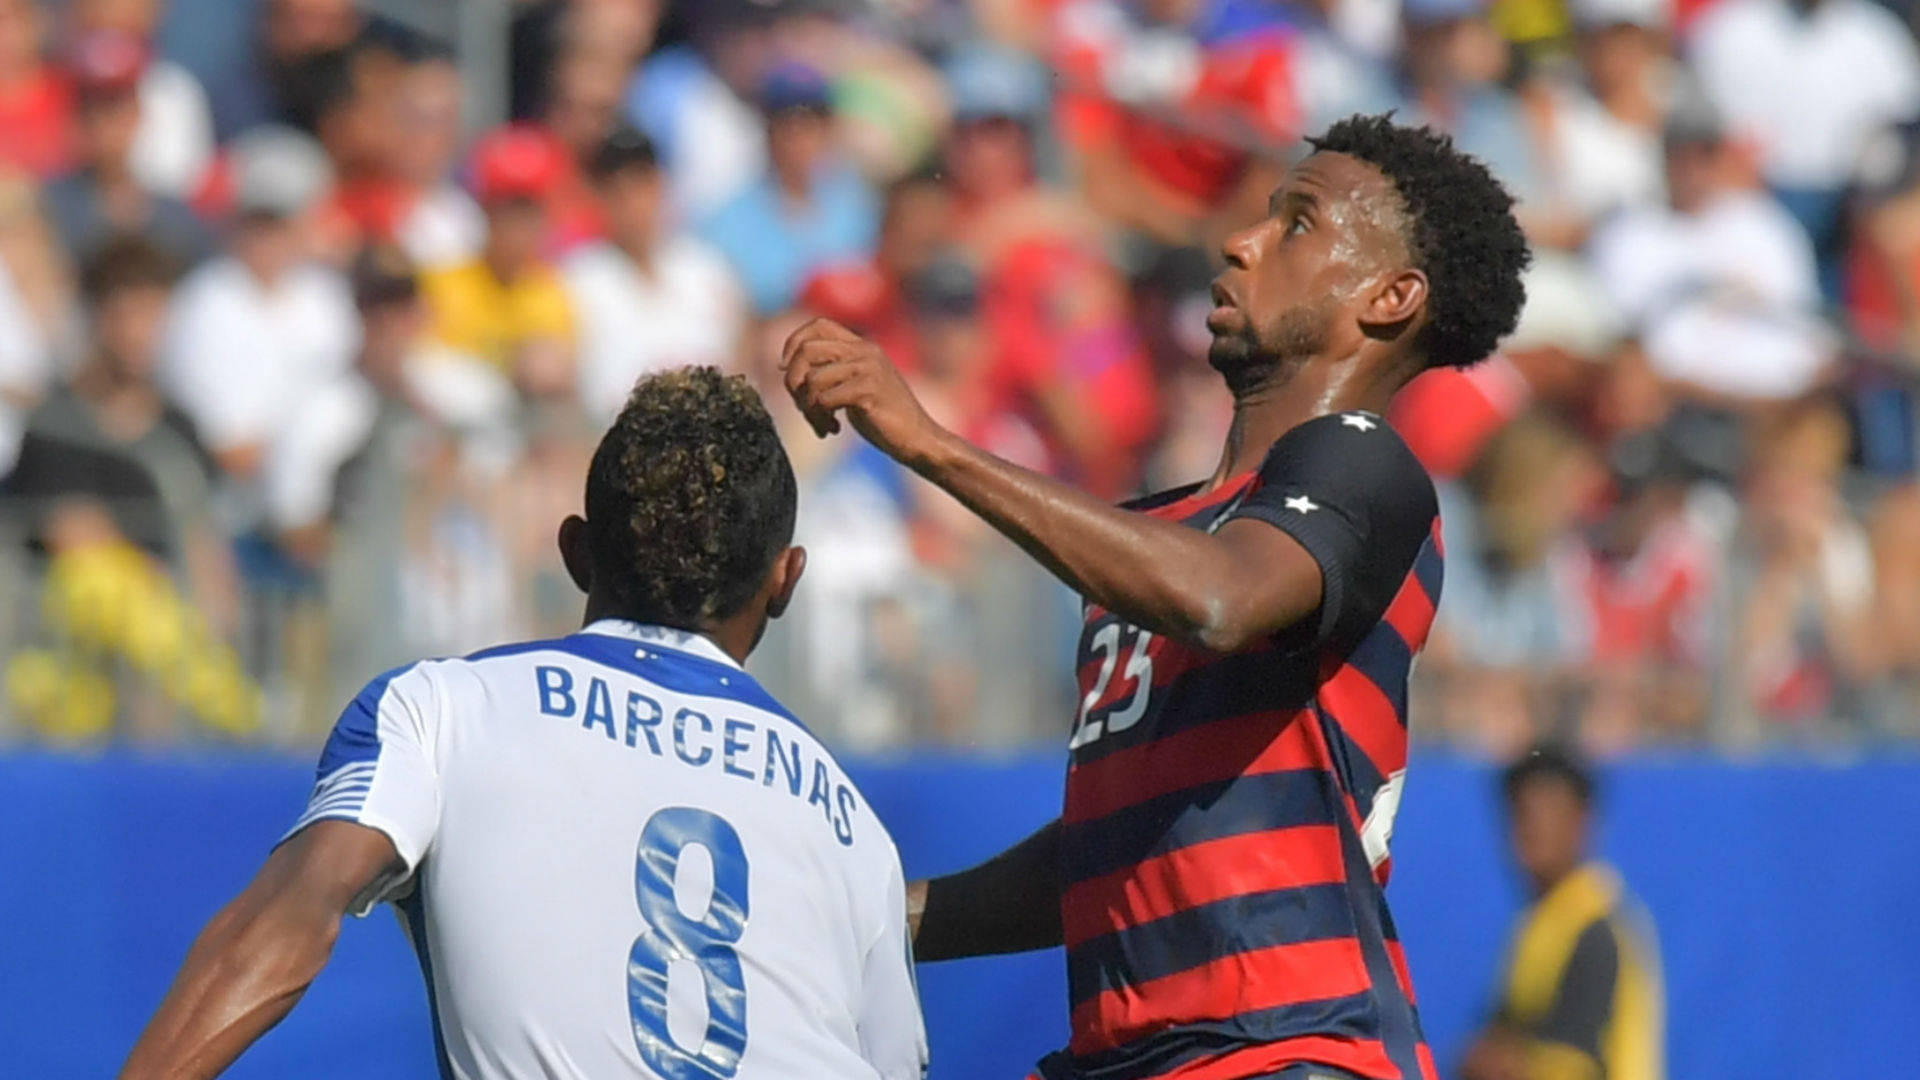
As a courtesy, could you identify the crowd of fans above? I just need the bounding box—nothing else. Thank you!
[2,0,1919,752]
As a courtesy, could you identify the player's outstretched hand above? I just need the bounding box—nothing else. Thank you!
[781,317,945,464]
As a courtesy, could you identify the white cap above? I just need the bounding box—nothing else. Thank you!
[1572,0,1668,30]
[1505,253,1625,359]
[229,125,333,218]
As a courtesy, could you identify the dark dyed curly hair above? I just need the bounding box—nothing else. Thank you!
[584,368,797,628]
[1308,114,1531,370]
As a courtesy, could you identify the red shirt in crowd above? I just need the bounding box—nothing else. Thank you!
[1053,0,1300,208]
[981,237,1160,497]
[0,66,73,178]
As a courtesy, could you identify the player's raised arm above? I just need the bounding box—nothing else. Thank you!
[782,319,1329,654]
[119,821,403,1080]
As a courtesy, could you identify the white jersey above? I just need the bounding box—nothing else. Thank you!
[286,620,928,1080]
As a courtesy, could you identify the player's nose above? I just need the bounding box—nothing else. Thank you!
[1219,224,1257,270]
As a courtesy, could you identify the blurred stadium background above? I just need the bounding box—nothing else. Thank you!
[0,0,1917,1075]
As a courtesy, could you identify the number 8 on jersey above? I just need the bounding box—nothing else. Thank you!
[628,807,751,1079]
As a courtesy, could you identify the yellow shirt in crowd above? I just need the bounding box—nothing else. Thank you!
[421,260,575,372]
[1497,862,1666,1080]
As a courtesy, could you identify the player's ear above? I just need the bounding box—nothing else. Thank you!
[558,514,593,594]
[1358,267,1428,341]
[765,546,807,620]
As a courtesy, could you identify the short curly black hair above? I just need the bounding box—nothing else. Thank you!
[1502,743,1595,810]
[1308,114,1530,370]
[80,234,179,306]
[585,368,797,628]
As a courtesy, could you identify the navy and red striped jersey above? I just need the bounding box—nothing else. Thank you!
[1042,411,1443,1080]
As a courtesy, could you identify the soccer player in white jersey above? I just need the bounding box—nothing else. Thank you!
[121,369,929,1080]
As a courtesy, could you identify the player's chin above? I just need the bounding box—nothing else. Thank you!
[1206,333,1257,375]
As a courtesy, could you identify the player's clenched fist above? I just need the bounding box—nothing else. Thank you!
[780,317,946,464]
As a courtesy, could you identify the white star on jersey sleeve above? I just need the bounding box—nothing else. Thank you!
[282,661,445,914]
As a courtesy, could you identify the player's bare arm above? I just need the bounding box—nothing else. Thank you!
[908,820,1064,961]
[120,822,402,1080]
[782,318,1325,654]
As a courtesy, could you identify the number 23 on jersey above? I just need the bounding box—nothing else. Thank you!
[1070,624,1155,751]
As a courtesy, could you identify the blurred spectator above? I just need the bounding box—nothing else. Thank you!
[944,86,1161,496]
[1391,254,1621,483]
[1729,397,1877,732]
[307,32,410,257]
[939,43,1051,178]
[2,0,1918,751]
[1462,746,1664,1080]
[1569,412,1731,747]
[1431,413,1605,752]
[1050,0,1298,247]
[1866,482,1920,731]
[702,61,879,315]
[541,3,642,167]
[304,35,486,267]
[623,3,771,220]
[239,0,367,135]
[1400,0,1542,207]
[565,127,745,424]
[0,0,73,178]
[266,243,518,572]
[265,247,515,693]
[383,47,484,268]
[1286,0,1401,134]
[18,235,235,623]
[799,170,957,377]
[1518,0,1673,249]
[420,125,577,397]
[267,247,512,565]
[6,498,259,742]
[162,126,356,480]
[528,2,651,252]
[0,192,54,437]
[0,174,67,408]
[1589,108,1831,402]
[511,0,658,124]
[1848,120,1920,359]
[0,263,45,472]
[41,30,213,267]
[821,22,952,186]
[67,0,215,198]
[1690,0,1920,289]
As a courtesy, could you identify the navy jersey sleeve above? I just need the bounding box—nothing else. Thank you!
[1227,411,1438,653]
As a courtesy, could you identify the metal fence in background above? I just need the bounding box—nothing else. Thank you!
[3,467,1918,753]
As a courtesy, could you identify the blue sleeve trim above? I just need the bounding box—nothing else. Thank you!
[315,663,416,776]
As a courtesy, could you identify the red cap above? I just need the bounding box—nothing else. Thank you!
[469,125,569,204]
[69,30,149,97]
[799,263,890,328]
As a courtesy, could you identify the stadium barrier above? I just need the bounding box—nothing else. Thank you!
[2,749,1913,1079]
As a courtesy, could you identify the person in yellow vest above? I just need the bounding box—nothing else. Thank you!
[1462,745,1665,1080]
[420,124,575,397]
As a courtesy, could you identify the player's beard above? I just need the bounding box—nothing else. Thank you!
[1207,296,1335,398]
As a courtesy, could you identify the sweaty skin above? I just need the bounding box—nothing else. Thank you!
[785,151,1436,958]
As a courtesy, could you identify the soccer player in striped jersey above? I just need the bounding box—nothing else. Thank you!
[783,114,1530,1080]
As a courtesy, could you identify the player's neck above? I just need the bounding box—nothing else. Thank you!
[1209,355,1400,487]
[579,596,760,666]
[705,614,765,666]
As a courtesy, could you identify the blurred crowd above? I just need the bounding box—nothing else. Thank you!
[2,0,1919,753]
